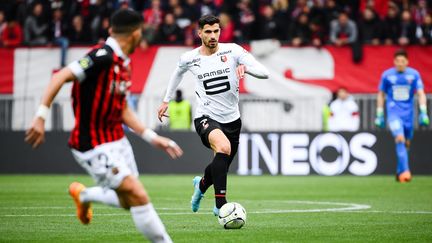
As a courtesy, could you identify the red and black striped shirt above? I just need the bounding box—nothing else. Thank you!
[67,38,131,151]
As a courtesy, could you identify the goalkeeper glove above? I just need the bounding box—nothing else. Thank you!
[374,107,385,128]
[419,105,430,126]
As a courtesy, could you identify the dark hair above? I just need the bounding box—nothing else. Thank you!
[111,9,143,34]
[198,14,220,29]
[394,49,408,59]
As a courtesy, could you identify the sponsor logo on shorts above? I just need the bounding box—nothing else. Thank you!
[200,119,209,130]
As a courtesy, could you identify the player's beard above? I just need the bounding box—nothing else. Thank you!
[205,38,218,49]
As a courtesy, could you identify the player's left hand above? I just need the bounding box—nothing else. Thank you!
[236,64,246,79]
[152,136,183,159]
[25,117,46,149]
[419,112,430,126]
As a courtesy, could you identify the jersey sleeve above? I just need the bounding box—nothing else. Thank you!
[378,72,388,93]
[233,44,269,79]
[163,54,188,102]
[67,48,113,82]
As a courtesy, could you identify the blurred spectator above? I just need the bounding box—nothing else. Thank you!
[156,12,183,44]
[412,0,429,25]
[291,0,310,20]
[330,12,358,46]
[142,0,164,43]
[309,0,326,26]
[418,13,432,45]
[289,13,311,46]
[310,20,325,47]
[382,5,400,45]
[183,0,201,22]
[15,0,27,27]
[183,22,199,46]
[1,18,23,47]
[168,90,192,131]
[89,0,115,43]
[173,5,191,29]
[323,0,341,28]
[24,3,49,46]
[235,0,256,41]
[328,87,360,132]
[68,15,92,45]
[201,0,220,16]
[360,0,389,19]
[97,16,110,44]
[50,8,69,67]
[398,10,417,45]
[257,5,280,40]
[165,0,180,12]
[273,0,290,41]
[0,11,6,40]
[0,0,430,49]
[359,7,382,45]
[219,12,235,42]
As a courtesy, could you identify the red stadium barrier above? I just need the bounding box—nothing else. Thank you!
[1,46,431,95]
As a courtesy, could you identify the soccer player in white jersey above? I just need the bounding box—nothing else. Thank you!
[157,14,269,215]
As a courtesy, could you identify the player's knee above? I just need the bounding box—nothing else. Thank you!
[121,187,149,207]
[395,135,405,143]
[116,176,149,207]
[216,143,231,155]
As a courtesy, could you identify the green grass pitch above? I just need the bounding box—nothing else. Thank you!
[0,175,431,242]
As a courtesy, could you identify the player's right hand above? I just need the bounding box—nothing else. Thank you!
[157,102,169,122]
[374,115,385,128]
[152,136,183,159]
[25,117,46,149]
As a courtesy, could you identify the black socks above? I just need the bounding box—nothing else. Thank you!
[211,153,230,208]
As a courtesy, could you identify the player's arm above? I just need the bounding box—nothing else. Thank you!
[417,89,429,126]
[413,70,429,126]
[157,64,187,122]
[375,91,386,128]
[123,104,183,159]
[25,68,76,148]
[236,45,269,79]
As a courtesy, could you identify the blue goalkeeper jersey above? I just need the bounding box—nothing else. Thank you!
[379,67,424,120]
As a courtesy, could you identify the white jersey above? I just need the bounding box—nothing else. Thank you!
[163,43,269,123]
[328,96,360,132]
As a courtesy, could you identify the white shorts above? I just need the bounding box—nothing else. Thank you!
[71,137,139,189]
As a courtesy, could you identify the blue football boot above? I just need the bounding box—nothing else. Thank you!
[213,206,219,216]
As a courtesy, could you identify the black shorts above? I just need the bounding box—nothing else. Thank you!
[194,116,242,149]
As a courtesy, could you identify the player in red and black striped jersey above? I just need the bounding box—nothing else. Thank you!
[68,36,133,151]
[25,9,181,243]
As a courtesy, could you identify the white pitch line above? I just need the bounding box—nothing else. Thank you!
[1,200,431,217]
[3,210,432,217]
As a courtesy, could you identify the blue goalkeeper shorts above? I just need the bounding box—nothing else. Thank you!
[387,114,414,140]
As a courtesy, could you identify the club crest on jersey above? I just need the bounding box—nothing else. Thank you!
[220,55,227,62]
[110,80,130,95]
[388,75,397,84]
[405,74,415,84]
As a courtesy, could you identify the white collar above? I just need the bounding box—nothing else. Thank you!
[105,37,130,66]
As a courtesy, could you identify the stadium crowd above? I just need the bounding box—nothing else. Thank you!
[1,0,432,49]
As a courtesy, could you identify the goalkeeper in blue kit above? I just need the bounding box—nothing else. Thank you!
[375,49,429,182]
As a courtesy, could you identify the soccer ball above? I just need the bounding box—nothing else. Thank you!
[217,202,246,229]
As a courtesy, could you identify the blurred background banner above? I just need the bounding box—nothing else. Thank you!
[1,45,431,132]
[1,131,431,175]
